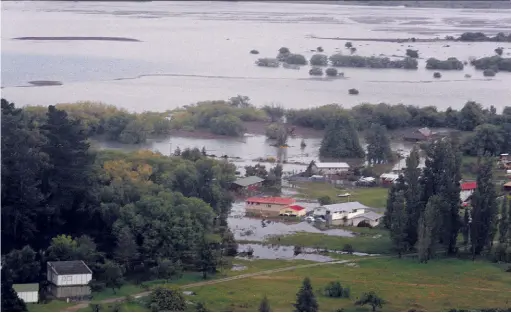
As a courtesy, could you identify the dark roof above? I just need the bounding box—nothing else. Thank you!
[233,176,264,187]
[13,283,39,293]
[48,261,92,275]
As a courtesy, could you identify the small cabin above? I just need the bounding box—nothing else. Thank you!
[47,261,93,300]
[13,284,39,303]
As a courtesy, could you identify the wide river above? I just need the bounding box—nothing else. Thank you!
[2,1,511,112]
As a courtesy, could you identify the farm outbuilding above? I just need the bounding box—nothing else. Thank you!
[13,283,39,303]
[47,260,93,300]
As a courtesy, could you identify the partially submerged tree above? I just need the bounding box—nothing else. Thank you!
[319,113,365,159]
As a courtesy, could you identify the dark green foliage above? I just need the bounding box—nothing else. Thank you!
[403,147,422,247]
[495,47,503,56]
[325,68,338,77]
[309,67,323,76]
[197,237,220,279]
[470,157,498,257]
[310,54,328,66]
[420,138,462,254]
[345,42,353,48]
[151,259,183,282]
[265,123,288,146]
[256,58,280,68]
[319,113,365,159]
[462,124,504,156]
[471,56,511,72]
[433,72,442,78]
[458,32,511,42]
[210,115,245,136]
[285,54,308,65]
[354,291,386,312]
[426,57,464,70]
[96,260,125,294]
[318,195,333,205]
[329,54,418,69]
[322,281,350,298]
[365,124,393,164]
[149,287,186,312]
[417,196,442,263]
[342,244,354,254]
[389,191,409,257]
[383,175,405,229]
[483,69,496,77]
[262,104,285,123]
[250,49,259,54]
[294,277,318,312]
[1,268,28,312]
[462,209,470,246]
[406,49,419,58]
[259,295,271,312]
[2,246,41,284]
[196,302,208,312]
[348,88,359,95]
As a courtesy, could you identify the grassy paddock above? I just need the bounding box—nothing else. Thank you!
[294,182,388,210]
[27,300,74,312]
[186,257,511,312]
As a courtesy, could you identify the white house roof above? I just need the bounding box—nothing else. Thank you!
[318,201,370,213]
[315,162,350,169]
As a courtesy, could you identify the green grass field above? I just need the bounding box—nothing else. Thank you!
[27,300,73,312]
[186,257,511,312]
[295,182,388,210]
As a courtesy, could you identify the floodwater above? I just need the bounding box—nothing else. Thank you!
[2,1,511,111]
[237,243,379,262]
[92,133,420,176]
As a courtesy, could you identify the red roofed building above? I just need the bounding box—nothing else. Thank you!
[246,197,296,217]
[280,204,306,217]
[460,181,477,202]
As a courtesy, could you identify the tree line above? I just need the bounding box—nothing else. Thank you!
[1,99,239,310]
[384,137,511,263]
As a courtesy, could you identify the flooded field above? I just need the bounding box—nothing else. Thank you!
[2,1,511,110]
[237,243,379,262]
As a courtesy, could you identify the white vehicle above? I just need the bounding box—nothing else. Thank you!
[305,216,315,222]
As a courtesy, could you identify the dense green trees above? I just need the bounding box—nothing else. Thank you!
[470,158,498,257]
[386,138,462,260]
[1,268,27,312]
[1,99,238,291]
[365,124,393,164]
[319,113,365,159]
[354,291,385,312]
[148,286,187,312]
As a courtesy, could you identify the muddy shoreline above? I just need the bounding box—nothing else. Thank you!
[309,35,446,43]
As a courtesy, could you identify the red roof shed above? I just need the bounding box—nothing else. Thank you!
[461,182,477,191]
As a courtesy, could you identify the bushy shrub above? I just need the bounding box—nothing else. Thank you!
[318,195,333,205]
[210,115,245,136]
[310,54,328,66]
[323,281,351,298]
[256,58,279,67]
[495,47,503,56]
[325,67,338,77]
[406,49,419,58]
[471,56,511,72]
[329,54,417,69]
[285,53,308,65]
[433,72,442,78]
[345,42,353,48]
[350,47,357,54]
[278,47,290,54]
[309,67,324,76]
[317,46,324,52]
[426,57,464,70]
[342,244,354,254]
[348,88,359,95]
[250,49,259,54]
[483,69,496,77]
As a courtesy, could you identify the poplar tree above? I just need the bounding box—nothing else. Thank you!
[390,191,409,257]
[403,146,422,247]
[417,196,442,263]
[470,157,498,258]
[498,196,509,244]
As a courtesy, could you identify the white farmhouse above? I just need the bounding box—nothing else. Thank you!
[311,162,350,175]
[13,283,39,303]
[47,261,93,300]
[313,201,383,227]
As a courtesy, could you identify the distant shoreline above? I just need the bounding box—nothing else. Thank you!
[249,0,511,9]
[13,36,141,42]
